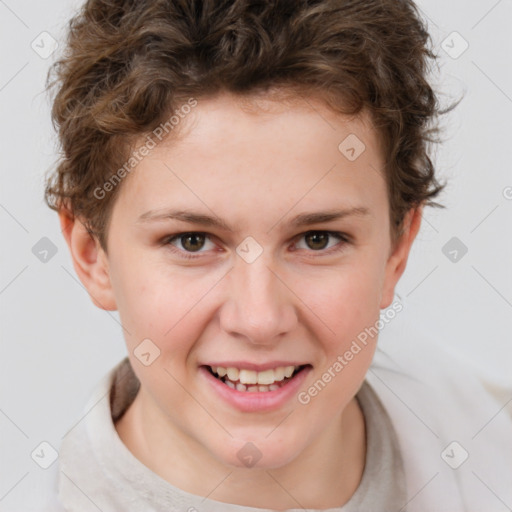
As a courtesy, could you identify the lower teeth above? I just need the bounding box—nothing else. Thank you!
[221,376,291,392]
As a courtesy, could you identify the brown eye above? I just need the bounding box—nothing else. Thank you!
[294,231,349,254]
[304,231,330,250]
[163,232,218,260]
[180,233,206,252]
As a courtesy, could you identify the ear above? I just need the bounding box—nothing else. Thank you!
[380,206,423,309]
[59,207,117,311]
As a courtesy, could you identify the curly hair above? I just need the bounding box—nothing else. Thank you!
[45,0,456,251]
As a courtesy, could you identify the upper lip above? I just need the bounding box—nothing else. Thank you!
[201,361,310,372]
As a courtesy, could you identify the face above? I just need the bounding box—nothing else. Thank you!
[78,92,416,470]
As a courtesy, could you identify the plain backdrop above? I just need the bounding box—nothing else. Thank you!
[1,0,511,508]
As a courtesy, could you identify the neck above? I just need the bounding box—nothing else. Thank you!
[115,388,366,509]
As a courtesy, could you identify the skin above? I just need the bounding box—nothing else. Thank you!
[60,91,422,509]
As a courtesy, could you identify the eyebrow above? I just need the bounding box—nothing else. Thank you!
[136,207,370,231]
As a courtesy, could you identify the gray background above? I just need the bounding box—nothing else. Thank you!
[1,0,511,508]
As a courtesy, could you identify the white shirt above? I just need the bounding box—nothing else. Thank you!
[37,327,512,511]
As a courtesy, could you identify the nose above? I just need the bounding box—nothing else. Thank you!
[219,254,298,346]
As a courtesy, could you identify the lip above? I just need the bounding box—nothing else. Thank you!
[199,364,312,413]
[201,361,308,372]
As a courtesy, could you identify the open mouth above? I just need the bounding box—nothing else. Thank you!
[204,364,310,393]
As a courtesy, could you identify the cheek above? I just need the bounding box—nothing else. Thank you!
[112,257,221,352]
[294,262,383,349]
[295,266,381,417]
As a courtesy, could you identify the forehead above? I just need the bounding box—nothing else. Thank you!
[166,91,382,163]
[113,91,387,227]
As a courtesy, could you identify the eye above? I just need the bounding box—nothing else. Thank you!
[293,230,349,254]
[164,232,216,257]
[161,230,350,260]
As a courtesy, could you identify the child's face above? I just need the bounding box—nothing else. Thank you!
[84,92,418,469]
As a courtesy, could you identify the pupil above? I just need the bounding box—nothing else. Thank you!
[306,232,328,250]
[183,233,205,252]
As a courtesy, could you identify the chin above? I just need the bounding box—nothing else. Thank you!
[208,434,303,470]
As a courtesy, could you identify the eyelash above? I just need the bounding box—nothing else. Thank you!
[161,231,351,260]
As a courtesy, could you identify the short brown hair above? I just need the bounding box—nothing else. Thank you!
[45,0,456,251]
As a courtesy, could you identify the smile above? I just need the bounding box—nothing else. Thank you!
[207,365,307,392]
[199,363,312,412]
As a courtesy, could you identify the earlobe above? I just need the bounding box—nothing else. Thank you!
[380,207,423,309]
[58,208,117,311]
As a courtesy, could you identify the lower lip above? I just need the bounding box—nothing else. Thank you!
[199,366,311,413]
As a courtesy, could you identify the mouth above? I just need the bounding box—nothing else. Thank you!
[203,364,310,393]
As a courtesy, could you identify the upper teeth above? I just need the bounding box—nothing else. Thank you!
[211,365,299,385]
